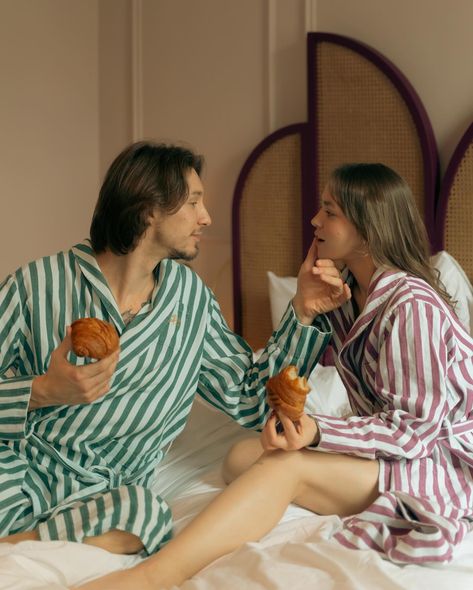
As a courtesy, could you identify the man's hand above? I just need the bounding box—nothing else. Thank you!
[29,327,120,410]
[292,239,351,324]
[261,411,319,451]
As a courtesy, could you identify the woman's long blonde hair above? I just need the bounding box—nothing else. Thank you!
[328,163,453,307]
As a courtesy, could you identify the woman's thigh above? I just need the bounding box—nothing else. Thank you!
[222,437,264,483]
[293,449,380,516]
[224,438,380,517]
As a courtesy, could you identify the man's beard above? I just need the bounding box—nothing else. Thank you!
[167,245,199,262]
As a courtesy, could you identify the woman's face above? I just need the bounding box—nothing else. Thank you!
[311,187,366,263]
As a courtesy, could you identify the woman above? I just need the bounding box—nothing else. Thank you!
[78,163,473,589]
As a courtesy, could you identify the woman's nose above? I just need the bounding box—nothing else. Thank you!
[311,211,322,228]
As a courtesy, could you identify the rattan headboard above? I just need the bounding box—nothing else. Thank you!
[232,33,439,350]
[435,122,473,283]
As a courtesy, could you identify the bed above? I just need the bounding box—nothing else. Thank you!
[2,33,473,590]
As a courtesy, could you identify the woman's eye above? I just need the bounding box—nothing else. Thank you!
[189,201,198,207]
[325,210,335,217]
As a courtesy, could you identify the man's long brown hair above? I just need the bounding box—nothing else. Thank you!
[90,141,203,255]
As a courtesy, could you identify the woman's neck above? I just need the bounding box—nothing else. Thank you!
[345,256,377,313]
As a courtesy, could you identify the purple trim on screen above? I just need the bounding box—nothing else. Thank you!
[307,33,439,252]
[434,121,473,252]
[232,124,307,334]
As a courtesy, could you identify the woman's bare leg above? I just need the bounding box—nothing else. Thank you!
[76,449,379,590]
[222,437,265,483]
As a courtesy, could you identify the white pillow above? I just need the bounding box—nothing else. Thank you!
[430,251,473,334]
[267,251,473,334]
[267,271,297,330]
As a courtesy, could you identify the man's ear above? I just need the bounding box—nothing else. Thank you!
[148,207,163,222]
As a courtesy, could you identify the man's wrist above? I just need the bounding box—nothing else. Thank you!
[30,375,48,410]
[291,298,317,326]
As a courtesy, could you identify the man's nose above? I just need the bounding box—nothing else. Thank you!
[200,206,212,226]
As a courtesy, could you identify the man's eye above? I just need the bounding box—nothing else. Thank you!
[325,210,335,217]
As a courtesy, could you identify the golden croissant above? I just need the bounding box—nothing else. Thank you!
[71,318,119,360]
[266,365,310,421]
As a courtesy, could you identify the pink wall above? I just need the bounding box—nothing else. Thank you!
[1,0,471,329]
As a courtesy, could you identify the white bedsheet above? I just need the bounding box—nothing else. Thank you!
[2,372,473,589]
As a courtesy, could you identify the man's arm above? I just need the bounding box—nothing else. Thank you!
[197,293,332,430]
[0,274,34,439]
[0,274,119,440]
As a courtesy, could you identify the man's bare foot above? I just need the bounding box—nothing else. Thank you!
[0,530,39,544]
[83,529,144,554]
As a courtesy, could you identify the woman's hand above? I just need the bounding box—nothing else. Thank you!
[292,239,351,324]
[261,411,319,451]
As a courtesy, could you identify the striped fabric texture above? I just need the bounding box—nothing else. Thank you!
[0,241,329,553]
[314,267,473,564]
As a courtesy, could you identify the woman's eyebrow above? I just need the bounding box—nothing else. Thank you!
[321,199,336,209]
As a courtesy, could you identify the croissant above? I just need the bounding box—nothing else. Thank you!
[71,318,119,360]
[266,365,310,421]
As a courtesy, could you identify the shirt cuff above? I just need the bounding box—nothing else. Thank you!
[0,376,34,439]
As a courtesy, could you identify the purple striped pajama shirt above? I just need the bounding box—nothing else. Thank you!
[313,267,473,564]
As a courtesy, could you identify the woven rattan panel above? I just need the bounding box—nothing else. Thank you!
[239,134,302,350]
[315,42,425,218]
[444,142,473,282]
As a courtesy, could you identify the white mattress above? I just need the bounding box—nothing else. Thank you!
[2,365,473,589]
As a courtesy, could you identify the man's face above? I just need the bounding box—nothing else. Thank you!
[149,168,212,261]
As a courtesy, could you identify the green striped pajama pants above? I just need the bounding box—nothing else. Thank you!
[0,480,173,554]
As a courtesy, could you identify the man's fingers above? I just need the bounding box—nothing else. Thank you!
[304,239,318,267]
[314,258,337,268]
[76,350,120,378]
[312,266,341,278]
[57,327,72,358]
[318,273,345,292]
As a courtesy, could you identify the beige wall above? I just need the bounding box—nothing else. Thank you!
[0,0,101,277]
[316,0,473,172]
[1,0,472,327]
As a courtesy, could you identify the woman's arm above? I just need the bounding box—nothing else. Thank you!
[313,300,461,460]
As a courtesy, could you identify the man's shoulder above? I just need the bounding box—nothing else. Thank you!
[163,260,213,300]
[10,246,76,283]
[165,260,206,284]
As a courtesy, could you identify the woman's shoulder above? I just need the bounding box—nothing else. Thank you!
[382,273,461,329]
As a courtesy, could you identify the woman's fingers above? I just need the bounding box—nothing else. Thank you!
[261,414,278,450]
[277,413,300,446]
[262,413,290,450]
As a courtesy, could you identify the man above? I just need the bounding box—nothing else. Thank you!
[0,141,333,556]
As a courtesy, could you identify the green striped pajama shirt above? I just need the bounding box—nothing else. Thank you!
[0,241,330,553]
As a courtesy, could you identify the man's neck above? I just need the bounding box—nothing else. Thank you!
[95,249,161,314]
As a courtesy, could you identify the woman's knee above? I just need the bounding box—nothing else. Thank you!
[222,437,263,484]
